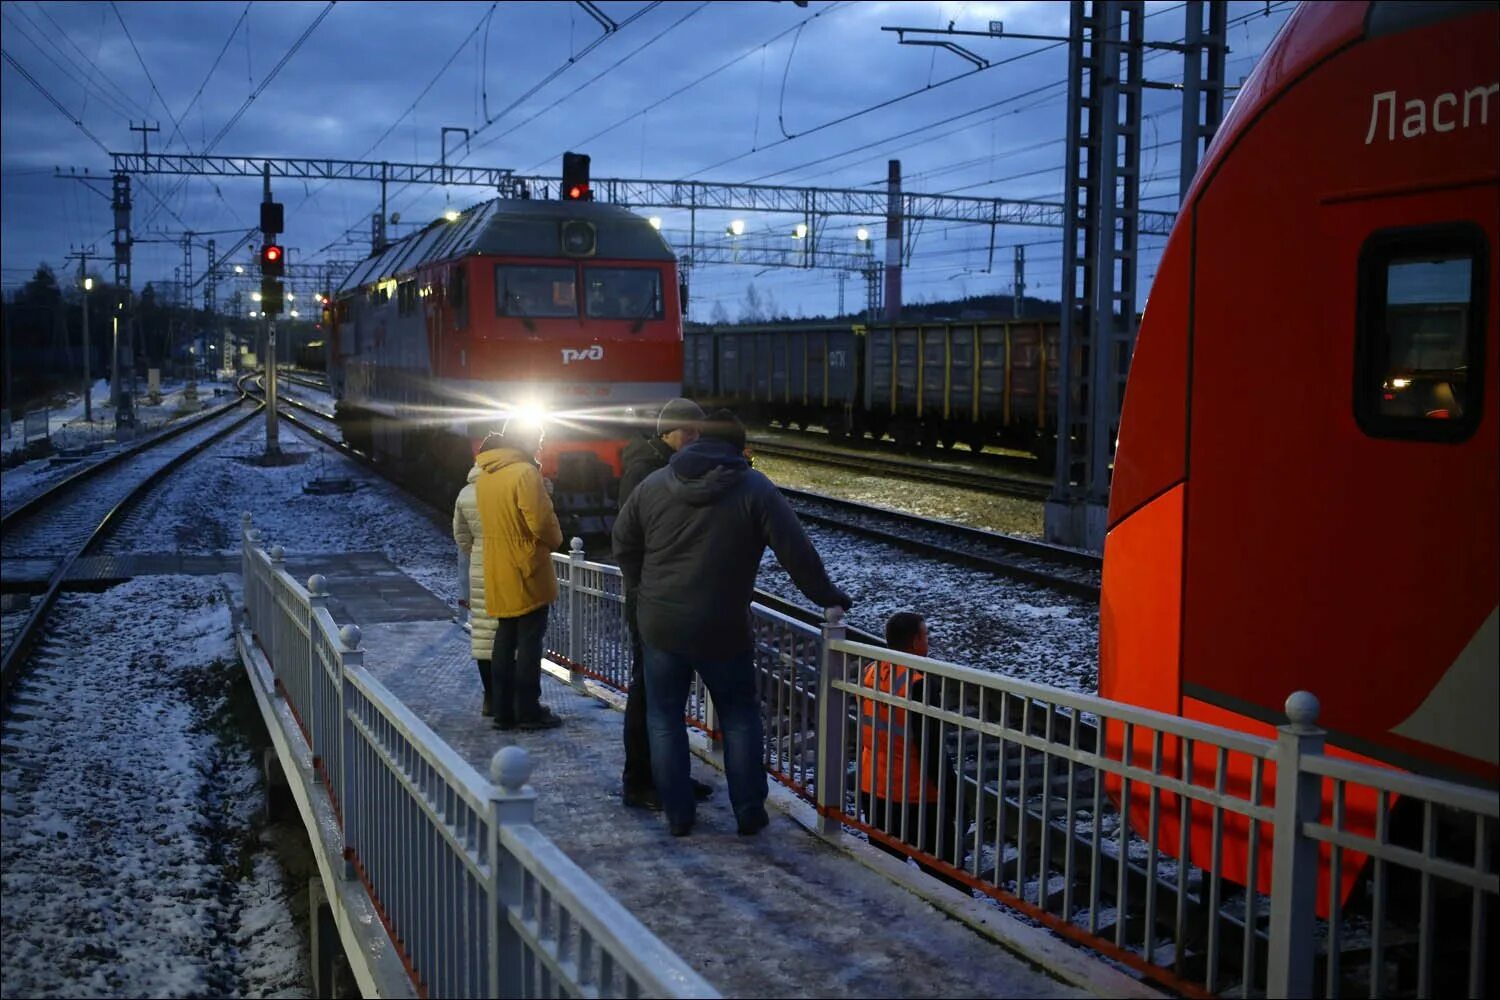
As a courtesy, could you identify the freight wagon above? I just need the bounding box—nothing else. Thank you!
[684,319,1062,460]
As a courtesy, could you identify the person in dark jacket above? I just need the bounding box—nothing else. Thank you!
[612,409,852,837]
[617,398,714,810]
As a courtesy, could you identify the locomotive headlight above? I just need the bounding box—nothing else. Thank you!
[1391,377,1411,389]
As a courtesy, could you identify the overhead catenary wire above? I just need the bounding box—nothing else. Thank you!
[518,1,852,174]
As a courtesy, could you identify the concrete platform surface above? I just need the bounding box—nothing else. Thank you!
[359,614,1088,999]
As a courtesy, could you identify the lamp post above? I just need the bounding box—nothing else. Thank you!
[81,275,93,423]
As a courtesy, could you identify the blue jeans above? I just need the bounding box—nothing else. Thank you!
[643,643,767,826]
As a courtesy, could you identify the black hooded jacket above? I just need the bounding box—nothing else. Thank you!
[618,434,676,508]
[612,437,850,658]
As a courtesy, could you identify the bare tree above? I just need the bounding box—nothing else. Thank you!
[709,300,731,325]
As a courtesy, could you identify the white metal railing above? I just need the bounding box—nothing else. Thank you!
[544,545,1498,999]
[240,516,718,999]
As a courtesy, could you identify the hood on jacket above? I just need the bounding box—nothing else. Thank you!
[466,461,483,484]
[667,438,749,505]
[621,435,674,469]
[477,447,534,475]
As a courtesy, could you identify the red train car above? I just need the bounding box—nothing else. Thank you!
[1100,0,1497,903]
[329,198,684,528]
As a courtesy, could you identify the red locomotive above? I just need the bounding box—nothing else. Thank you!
[328,193,684,528]
[1100,0,1497,905]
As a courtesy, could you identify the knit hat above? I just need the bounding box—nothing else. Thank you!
[656,397,705,437]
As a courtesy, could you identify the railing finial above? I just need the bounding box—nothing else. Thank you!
[492,745,534,792]
[569,536,584,554]
[1284,690,1320,728]
[308,574,328,596]
[270,544,285,563]
[824,606,846,625]
[241,511,252,528]
[339,624,362,650]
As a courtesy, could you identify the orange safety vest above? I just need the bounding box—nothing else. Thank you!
[859,661,940,803]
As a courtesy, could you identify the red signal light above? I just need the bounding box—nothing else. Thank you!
[566,183,589,201]
[264,245,282,263]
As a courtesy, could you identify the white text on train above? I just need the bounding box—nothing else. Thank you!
[561,345,605,365]
[1365,83,1498,143]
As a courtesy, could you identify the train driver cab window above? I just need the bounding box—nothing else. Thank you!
[496,265,576,318]
[585,267,663,320]
[1356,227,1486,441]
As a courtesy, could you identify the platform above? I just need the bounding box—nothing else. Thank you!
[296,558,1111,998]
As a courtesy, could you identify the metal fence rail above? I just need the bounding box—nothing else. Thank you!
[543,545,1497,999]
[241,517,717,999]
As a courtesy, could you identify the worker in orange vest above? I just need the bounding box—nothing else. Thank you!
[858,612,967,893]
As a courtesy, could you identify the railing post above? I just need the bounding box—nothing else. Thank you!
[1266,690,1325,1000]
[567,536,585,688]
[307,574,329,768]
[338,624,362,881]
[815,609,849,838]
[488,746,538,1000]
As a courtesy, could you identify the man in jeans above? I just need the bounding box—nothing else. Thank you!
[618,398,714,811]
[612,410,851,836]
[476,416,564,730]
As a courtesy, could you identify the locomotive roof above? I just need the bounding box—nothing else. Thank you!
[336,198,674,294]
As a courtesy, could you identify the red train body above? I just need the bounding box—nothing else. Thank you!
[328,198,684,526]
[1100,0,1497,905]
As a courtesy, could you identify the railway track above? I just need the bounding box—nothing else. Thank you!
[749,437,1053,501]
[0,382,261,704]
[782,487,1100,600]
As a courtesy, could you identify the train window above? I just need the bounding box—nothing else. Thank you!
[1356,226,1486,442]
[495,265,576,318]
[397,280,417,316]
[584,268,663,320]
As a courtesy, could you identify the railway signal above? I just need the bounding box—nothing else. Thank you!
[261,243,285,277]
[562,151,591,201]
[260,278,284,316]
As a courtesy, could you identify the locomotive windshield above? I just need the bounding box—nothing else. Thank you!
[496,265,577,317]
[585,267,663,320]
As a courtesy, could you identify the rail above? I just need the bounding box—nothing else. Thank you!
[240,517,718,999]
[545,546,1497,998]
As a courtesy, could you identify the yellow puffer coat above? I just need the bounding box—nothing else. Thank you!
[452,465,497,660]
[473,447,563,617]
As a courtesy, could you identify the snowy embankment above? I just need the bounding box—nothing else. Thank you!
[0,577,308,998]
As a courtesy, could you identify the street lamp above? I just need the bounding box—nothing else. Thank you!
[234,265,244,274]
[80,275,94,421]
[792,223,807,239]
[290,310,299,318]
[728,219,745,237]
[856,227,870,243]
[252,291,263,302]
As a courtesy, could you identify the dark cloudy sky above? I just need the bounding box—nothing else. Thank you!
[1,0,1294,319]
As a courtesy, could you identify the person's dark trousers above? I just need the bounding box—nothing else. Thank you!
[621,616,654,792]
[643,642,767,827]
[859,784,969,894]
[476,657,493,714]
[491,606,549,721]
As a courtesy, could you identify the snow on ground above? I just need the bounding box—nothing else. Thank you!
[3,378,222,455]
[102,417,462,605]
[756,524,1099,694]
[2,378,239,517]
[0,576,309,998]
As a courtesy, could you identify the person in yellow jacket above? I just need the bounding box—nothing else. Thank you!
[474,419,565,730]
